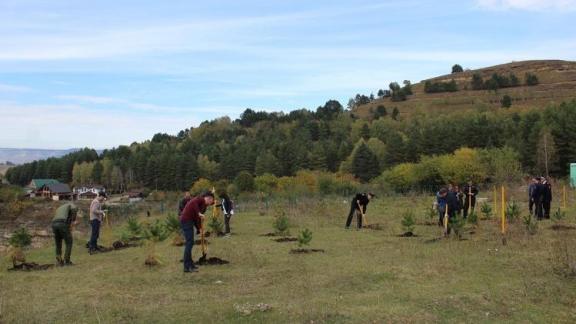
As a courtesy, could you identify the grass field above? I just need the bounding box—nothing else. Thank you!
[1,195,576,323]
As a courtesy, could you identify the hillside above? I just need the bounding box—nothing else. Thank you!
[353,60,576,119]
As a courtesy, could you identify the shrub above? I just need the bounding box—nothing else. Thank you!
[235,171,255,192]
[9,227,32,248]
[401,210,416,234]
[480,202,492,220]
[523,214,538,235]
[298,228,313,247]
[164,213,180,234]
[467,211,478,226]
[424,206,437,224]
[552,208,566,223]
[126,216,143,239]
[191,178,213,196]
[501,95,512,108]
[143,220,169,266]
[208,216,224,235]
[273,212,290,236]
[505,201,521,223]
[450,214,466,239]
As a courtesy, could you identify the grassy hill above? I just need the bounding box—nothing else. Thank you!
[354,60,576,119]
[1,192,576,322]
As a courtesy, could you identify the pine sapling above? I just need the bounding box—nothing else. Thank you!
[9,227,32,266]
[523,213,538,235]
[143,220,169,266]
[480,202,492,220]
[274,212,290,236]
[298,228,313,247]
[208,216,224,236]
[467,211,478,227]
[126,216,143,240]
[165,213,185,245]
[401,210,416,235]
[506,201,521,223]
[552,208,566,223]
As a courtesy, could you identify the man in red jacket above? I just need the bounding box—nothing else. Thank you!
[180,191,215,273]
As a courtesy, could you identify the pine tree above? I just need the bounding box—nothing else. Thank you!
[351,142,380,182]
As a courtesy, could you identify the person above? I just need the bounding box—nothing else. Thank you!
[542,178,552,219]
[528,177,538,215]
[454,185,464,215]
[180,191,215,273]
[217,193,234,236]
[178,192,192,216]
[462,180,479,219]
[89,192,106,255]
[445,188,460,236]
[51,203,79,266]
[345,192,375,229]
[532,177,545,220]
[436,188,448,226]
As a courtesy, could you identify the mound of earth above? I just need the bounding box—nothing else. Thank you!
[290,249,325,254]
[197,257,229,265]
[274,237,298,242]
[9,262,54,271]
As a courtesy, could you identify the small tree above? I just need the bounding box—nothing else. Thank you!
[208,215,224,235]
[552,208,566,223]
[391,107,399,120]
[523,213,538,235]
[501,95,512,108]
[424,206,437,224]
[452,64,464,73]
[165,213,184,246]
[525,73,539,86]
[467,211,478,227]
[505,201,521,223]
[480,202,492,220]
[401,210,416,235]
[450,214,466,239]
[274,212,290,236]
[9,227,32,266]
[143,220,169,266]
[125,216,143,240]
[234,171,255,192]
[298,228,313,247]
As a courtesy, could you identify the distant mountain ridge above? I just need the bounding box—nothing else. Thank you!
[0,148,84,164]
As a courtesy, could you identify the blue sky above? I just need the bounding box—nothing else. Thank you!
[1,0,575,149]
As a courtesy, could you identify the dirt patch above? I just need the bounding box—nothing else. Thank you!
[112,240,139,250]
[550,224,576,231]
[363,224,384,231]
[197,257,230,265]
[290,249,325,254]
[261,232,279,237]
[204,231,226,238]
[8,262,54,271]
[274,237,298,242]
[398,232,418,237]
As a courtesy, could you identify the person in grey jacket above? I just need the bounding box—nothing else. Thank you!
[89,192,106,254]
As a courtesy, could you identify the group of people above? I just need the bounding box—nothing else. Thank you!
[435,181,479,235]
[528,177,553,220]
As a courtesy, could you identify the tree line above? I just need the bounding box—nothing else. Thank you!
[6,98,576,192]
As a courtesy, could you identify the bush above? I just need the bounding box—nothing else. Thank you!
[143,220,169,266]
[235,171,255,192]
[480,202,492,220]
[9,227,32,248]
[525,73,539,86]
[523,213,538,235]
[298,228,313,247]
[424,206,437,224]
[208,215,224,234]
[126,216,143,239]
[273,212,290,236]
[467,211,478,226]
[191,178,213,195]
[501,95,512,108]
[552,208,566,223]
[164,213,180,234]
[505,201,521,223]
[450,214,466,239]
[401,210,416,234]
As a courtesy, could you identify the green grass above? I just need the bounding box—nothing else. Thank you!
[1,196,576,323]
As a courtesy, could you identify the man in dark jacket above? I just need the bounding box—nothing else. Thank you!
[462,180,479,219]
[542,178,552,219]
[180,192,215,273]
[345,192,374,229]
[52,203,79,266]
[178,192,192,216]
[445,188,460,236]
[532,177,546,220]
[528,177,538,215]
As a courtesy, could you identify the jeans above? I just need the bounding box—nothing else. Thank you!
[181,220,195,271]
[89,219,101,250]
[224,214,232,234]
[345,203,363,228]
[52,221,73,262]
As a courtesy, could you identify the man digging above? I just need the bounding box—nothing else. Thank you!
[345,192,375,229]
[180,191,215,273]
[51,202,79,266]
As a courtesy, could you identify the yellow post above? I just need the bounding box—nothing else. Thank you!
[501,185,506,235]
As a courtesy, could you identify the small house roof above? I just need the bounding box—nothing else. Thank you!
[29,179,60,188]
[45,183,72,194]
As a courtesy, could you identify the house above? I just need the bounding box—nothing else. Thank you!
[127,190,144,203]
[37,183,74,201]
[26,179,61,197]
[73,185,106,197]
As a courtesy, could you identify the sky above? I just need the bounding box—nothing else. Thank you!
[0,0,575,149]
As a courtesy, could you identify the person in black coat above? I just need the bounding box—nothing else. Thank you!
[178,192,192,217]
[462,180,479,219]
[445,187,460,236]
[528,177,538,215]
[542,178,552,219]
[217,193,234,236]
[345,193,375,229]
[531,177,545,220]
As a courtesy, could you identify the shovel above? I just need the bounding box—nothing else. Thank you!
[199,217,207,263]
[357,201,369,227]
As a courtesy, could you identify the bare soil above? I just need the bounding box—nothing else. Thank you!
[290,249,325,254]
[8,262,54,271]
[197,257,229,265]
[274,237,298,242]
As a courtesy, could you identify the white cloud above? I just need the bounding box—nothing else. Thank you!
[476,0,576,11]
[0,101,198,149]
[0,83,31,92]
